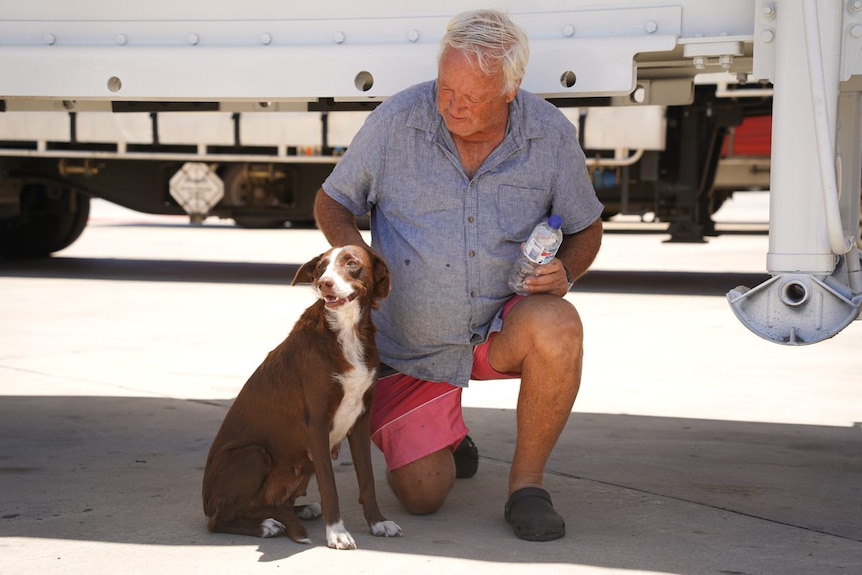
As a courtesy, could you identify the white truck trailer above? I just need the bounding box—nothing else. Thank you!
[0,0,860,344]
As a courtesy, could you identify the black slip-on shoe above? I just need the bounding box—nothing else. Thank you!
[453,435,479,479]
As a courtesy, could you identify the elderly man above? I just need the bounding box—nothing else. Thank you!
[313,9,603,541]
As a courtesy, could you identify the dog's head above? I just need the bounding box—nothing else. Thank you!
[292,245,390,310]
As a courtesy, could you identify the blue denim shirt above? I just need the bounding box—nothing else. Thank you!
[322,80,603,387]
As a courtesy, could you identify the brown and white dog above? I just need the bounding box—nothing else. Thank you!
[202,245,400,550]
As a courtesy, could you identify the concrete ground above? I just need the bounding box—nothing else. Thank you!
[0,193,860,574]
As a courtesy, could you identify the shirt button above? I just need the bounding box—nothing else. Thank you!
[470,291,476,297]
[468,216,475,223]
[469,250,475,257]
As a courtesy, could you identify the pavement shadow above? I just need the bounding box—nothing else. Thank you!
[0,257,300,286]
[0,395,859,573]
[0,256,770,296]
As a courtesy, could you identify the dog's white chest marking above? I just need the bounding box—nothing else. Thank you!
[323,267,375,449]
[330,363,374,449]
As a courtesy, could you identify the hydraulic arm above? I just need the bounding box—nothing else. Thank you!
[728,0,862,344]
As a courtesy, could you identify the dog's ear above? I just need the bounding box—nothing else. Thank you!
[292,254,322,286]
[368,249,390,306]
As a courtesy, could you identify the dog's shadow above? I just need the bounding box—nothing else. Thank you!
[250,463,389,562]
[250,456,517,563]
[2,395,859,573]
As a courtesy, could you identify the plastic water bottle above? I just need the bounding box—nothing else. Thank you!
[507,215,563,295]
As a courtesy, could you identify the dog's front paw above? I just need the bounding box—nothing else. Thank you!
[326,519,357,550]
[371,520,402,538]
[294,503,322,520]
[259,518,285,538]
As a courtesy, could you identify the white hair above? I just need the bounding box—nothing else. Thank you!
[439,9,530,94]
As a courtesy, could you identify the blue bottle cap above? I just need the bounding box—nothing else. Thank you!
[548,215,562,229]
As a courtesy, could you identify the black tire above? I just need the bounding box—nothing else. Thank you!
[222,165,289,229]
[232,215,287,229]
[0,183,90,258]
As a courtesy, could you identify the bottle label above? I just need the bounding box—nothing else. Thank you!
[523,238,555,265]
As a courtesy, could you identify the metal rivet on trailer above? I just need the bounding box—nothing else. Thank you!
[762,3,776,18]
[107,76,122,93]
[761,29,775,43]
[44,34,56,45]
[407,29,420,43]
[852,25,862,38]
[562,24,575,37]
[644,20,658,34]
[116,34,128,46]
[851,0,862,13]
[334,31,346,44]
[261,33,272,45]
[188,33,200,46]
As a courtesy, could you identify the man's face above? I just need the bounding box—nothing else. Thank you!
[436,48,518,141]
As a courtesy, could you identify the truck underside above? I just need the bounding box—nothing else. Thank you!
[0,84,774,257]
[0,0,860,344]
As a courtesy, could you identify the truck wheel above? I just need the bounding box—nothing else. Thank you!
[222,164,288,229]
[0,183,90,258]
[232,215,288,229]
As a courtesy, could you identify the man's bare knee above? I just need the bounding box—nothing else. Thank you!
[387,448,455,515]
[390,480,448,515]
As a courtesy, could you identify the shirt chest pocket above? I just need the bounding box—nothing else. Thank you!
[494,185,553,242]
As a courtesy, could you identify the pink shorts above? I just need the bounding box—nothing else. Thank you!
[370,296,522,471]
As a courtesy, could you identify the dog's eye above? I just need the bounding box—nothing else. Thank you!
[346,259,358,268]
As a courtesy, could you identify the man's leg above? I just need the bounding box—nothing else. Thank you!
[387,449,455,515]
[387,433,479,513]
[486,294,583,496]
[376,296,583,520]
[370,375,467,515]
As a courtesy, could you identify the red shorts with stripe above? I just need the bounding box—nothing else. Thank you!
[370,296,522,471]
